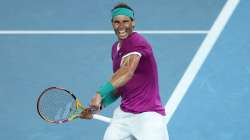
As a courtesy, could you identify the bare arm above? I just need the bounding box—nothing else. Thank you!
[110,54,141,88]
[87,54,141,113]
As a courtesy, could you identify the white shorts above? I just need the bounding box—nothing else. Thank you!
[103,107,169,140]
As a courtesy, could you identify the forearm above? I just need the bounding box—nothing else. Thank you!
[110,66,134,88]
[96,67,132,99]
[101,90,120,107]
[97,54,140,99]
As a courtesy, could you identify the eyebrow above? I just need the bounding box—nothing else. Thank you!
[113,19,130,22]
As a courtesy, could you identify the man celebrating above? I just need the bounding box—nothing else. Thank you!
[81,3,169,140]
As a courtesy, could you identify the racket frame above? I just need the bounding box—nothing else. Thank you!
[36,87,82,124]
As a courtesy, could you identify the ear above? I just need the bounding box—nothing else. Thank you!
[132,20,135,28]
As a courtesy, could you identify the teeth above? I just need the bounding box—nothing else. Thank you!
[117,30,127,38]
[119,30,125,33]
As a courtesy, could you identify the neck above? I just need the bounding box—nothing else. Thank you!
[118,39,123,44]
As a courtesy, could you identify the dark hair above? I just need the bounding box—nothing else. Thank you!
[111,3,134,12]
[111,3,134,21]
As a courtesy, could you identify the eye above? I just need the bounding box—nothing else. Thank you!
[113,20,120,24]
[123,20,129,23]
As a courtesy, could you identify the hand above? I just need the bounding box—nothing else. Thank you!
[89,93,102,113]
[78,108,94,120]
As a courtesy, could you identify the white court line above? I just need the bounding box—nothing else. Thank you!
[0,30,208,35]
[164,0,240,125]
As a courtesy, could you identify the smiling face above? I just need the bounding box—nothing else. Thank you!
[112,15,135,40]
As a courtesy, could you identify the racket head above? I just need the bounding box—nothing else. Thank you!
[36,87,82,124]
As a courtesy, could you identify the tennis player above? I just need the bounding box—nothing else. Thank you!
[80,3,169,140]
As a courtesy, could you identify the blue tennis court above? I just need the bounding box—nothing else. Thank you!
[0,0,249,139]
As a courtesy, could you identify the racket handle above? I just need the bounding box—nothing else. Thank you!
[93,114,111,123]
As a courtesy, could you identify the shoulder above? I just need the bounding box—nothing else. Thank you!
[124,32,152,56]
[112,41,119,50]
[111,41,119,60]
[128,32,150,47]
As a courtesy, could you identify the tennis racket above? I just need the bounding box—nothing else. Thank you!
[36,87,111,124]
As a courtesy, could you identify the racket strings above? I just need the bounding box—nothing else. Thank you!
[38,89,77,121]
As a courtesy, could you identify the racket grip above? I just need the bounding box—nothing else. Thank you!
[93,114,111,123]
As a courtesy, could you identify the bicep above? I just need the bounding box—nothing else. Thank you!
[110,53,141,88]
[120,53,141,72]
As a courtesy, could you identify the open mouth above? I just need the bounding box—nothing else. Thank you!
[118,30,127,38]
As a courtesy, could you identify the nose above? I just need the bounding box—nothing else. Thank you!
[118,22,125,29]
